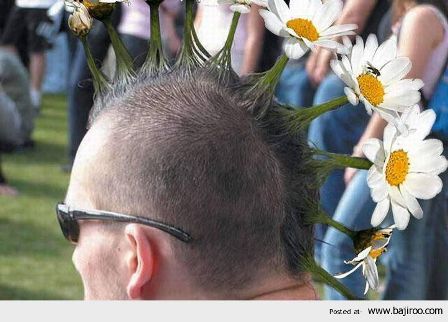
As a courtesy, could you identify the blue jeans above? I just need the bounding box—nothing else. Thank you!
[321,170,375,300]
[309,74,370,259]
[382,166,448,300]
[275,62,315,108]
[322,158,448,300]
[68,23,148,163]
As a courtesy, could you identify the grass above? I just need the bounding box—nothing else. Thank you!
[0,94,382,300]
[0,95,83,300]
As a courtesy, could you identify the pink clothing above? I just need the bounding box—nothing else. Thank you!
[118,0,180,40]
[118,0,151,40]
[195,4,248,73]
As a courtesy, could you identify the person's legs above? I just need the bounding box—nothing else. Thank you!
[309,74,370,258]
[321,170,376,299]
[119,34,149,69]
[25,8,52,109]
[275,61,315,108]
[381,160,448,300]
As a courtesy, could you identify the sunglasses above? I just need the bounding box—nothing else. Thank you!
[55,202,192,244]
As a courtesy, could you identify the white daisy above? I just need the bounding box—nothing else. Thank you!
[331,34,424,127]
[217,0,267,14]
[335,225,394,294]
[259,0,357,59]
[363,105,448,230]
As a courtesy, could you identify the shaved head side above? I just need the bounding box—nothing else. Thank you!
[81,69,317,294]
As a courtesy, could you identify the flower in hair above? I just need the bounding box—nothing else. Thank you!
[363,105,448,230]
[335,225,395,295]
[330,34,424,129]
[259,0,357,59]
[68,2,93,37]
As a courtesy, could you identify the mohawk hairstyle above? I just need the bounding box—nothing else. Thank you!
[86,67,318,294]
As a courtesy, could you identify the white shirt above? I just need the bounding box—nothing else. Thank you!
[16,0,58,9]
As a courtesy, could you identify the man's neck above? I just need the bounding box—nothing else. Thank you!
[251,281,318,300]
[247,274,318,300]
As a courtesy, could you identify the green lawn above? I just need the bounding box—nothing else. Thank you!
[0,95,83,300]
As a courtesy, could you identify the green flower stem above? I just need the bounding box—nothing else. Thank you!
[103,17,135,81]
[176,0,196,67]
[303,256,360,300]
[258,54,289,88]
[286,95,349,131]
[313,208,357,240]
[142,2,168,74]
[225,12,241,51]
[80,36,110,96]
[313,149,373,171]
[209,12,241,72]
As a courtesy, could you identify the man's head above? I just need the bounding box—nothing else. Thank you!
[64,69,317,300]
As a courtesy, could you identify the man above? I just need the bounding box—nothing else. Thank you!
[1,0,58,110]
[59,69,318,300]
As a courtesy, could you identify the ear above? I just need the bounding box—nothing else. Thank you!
[124,224,155,299]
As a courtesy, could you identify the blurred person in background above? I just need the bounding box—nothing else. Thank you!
[65,0,181,172]
[308,0,390,263]
[322,0,448,300]
[194,2,265,75]
[0,47,35,198]
[0,0,58,111]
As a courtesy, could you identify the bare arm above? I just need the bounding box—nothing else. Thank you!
[239,5,265,75]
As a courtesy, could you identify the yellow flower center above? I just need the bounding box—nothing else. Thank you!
[286,18,319,42]
[369,248,386,259]
[385,150,409,186]
[356,73,385,106]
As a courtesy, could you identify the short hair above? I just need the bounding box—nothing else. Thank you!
[86,68,317,295]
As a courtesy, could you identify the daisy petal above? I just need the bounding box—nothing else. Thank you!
[367,166,384,187]
[344,87,359,105]
[362,138,385,163]
[313,0,343,31]
[351,36,364,76]
[411,109,436,141]
[371,198,390,227]
[362,34,379,64]
[379,57,412,85]
[383,123,398,155]
[391,201,411,230]
[289,0,310,15]
[400,185,423,219]
[353,246,373,262]
[320,24,357,37]
[364,256,379,291]
[334,261,363,279]
[283,37,308,59]
[409,154,448,175]
[403,173,443,199]
[372,35,397,68]
[364,281,370,295]
[269,0,291,22]
[408,139,444,159]
[259,9,290,37]
[371,183,388,202]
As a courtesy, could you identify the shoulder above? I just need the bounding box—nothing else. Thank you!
[402,5,445,46]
